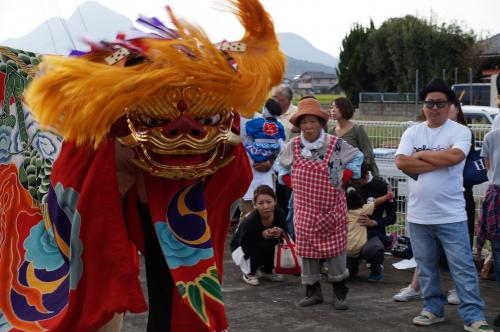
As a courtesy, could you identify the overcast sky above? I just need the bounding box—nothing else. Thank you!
[1,0,499,57]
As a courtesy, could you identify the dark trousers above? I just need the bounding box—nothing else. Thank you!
[464,185,475,249]
[249,240,276,275]
[347,236,385,276]
[275,180,292,216]
[138,203,173,332]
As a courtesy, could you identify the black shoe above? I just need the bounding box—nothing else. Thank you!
[298,282,323,307]
[333,283,349,310]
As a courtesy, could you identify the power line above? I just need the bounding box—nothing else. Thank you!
[73,0,89,33]
[42,0,59,54]
[51,0,77,50]
[45,20,59,54]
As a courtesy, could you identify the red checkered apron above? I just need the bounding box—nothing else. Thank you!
[291,136,348,258]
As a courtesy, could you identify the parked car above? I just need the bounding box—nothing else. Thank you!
[462,105,499,125]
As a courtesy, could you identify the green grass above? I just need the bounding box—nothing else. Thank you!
[292,93,345,106]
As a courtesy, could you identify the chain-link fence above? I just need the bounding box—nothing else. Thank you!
[359,92,418,103]
[331,120,492,236]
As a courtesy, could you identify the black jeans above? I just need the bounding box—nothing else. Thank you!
[347,236,385,276]
[275,179,292,216]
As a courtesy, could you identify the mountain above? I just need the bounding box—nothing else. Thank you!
[1,2,337,78]
[1,1,134,54]
[278,32,338,68]
[285,56,335,78]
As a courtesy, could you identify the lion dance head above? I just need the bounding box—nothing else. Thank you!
[26,0,285,180]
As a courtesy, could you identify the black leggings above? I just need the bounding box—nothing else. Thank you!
[138,203,173,332]
[249,239,275,275]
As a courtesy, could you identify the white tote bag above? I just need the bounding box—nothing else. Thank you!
[231,246,251,275]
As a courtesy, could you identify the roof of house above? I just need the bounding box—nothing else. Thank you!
[476,33,500,57]
[299,71,337,79]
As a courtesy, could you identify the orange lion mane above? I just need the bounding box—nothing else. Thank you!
[26,0,285,148]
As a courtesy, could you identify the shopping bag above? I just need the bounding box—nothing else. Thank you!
[231,246,251,275]
[390,235,413,259]
[463,148,488,186]
[274,233,301,275]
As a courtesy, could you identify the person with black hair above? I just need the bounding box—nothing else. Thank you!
[231,185,288,286]
[348,163,396,282]
[395,78,492,332]
[244,98,286,164]
[346,186,393,259]
[238,98,286,223]
[330,97,379,176]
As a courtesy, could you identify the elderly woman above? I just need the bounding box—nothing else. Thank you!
[278,98,363,310]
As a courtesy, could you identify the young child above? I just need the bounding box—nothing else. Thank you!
[244,98,286,163]
[346,186,393,257]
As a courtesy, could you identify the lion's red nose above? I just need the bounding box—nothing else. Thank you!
[161,115,207,138]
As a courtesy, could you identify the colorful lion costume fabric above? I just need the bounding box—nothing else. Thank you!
[0,0,285,331]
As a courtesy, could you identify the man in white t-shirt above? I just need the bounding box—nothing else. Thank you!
[395,78,492,332]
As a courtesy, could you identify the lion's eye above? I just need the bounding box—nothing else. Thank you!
[197,113,222,126]
[136,113,170,127]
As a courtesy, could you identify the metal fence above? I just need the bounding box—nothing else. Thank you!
[359,92,417,103]
[336,120,493,236]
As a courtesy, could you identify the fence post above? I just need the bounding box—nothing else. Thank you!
[415,69,419,119]
[469,68,473,104]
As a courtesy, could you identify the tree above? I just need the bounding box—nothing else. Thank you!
[337,15,476,102]
[337,22,376,106]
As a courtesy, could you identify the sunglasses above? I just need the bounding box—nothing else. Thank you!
[423,100,449,109]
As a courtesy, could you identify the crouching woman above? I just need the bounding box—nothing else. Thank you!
[278,98,363,310]
[231,185,288,286]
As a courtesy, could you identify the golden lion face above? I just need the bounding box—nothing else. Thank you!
[117,87,241,179]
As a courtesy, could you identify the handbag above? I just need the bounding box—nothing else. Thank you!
[463,148,488,186]
[390,235,413,259]
[274,233,301,275]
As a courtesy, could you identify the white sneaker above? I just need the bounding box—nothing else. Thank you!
[242,274,259,286]
[464,320,494,332]
[447,289,460,305]
[259,272,284,282]
[393,285,421,302]
[412,311,445,326]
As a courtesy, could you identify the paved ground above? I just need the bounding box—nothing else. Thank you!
[123,238,499,332]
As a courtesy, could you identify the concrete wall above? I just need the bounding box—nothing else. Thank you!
[357,102,422,121]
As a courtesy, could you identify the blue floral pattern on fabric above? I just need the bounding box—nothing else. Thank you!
[155,222,213,269]
[35,132,61,160]
[53,183,84,290]
[24,221,64,271]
